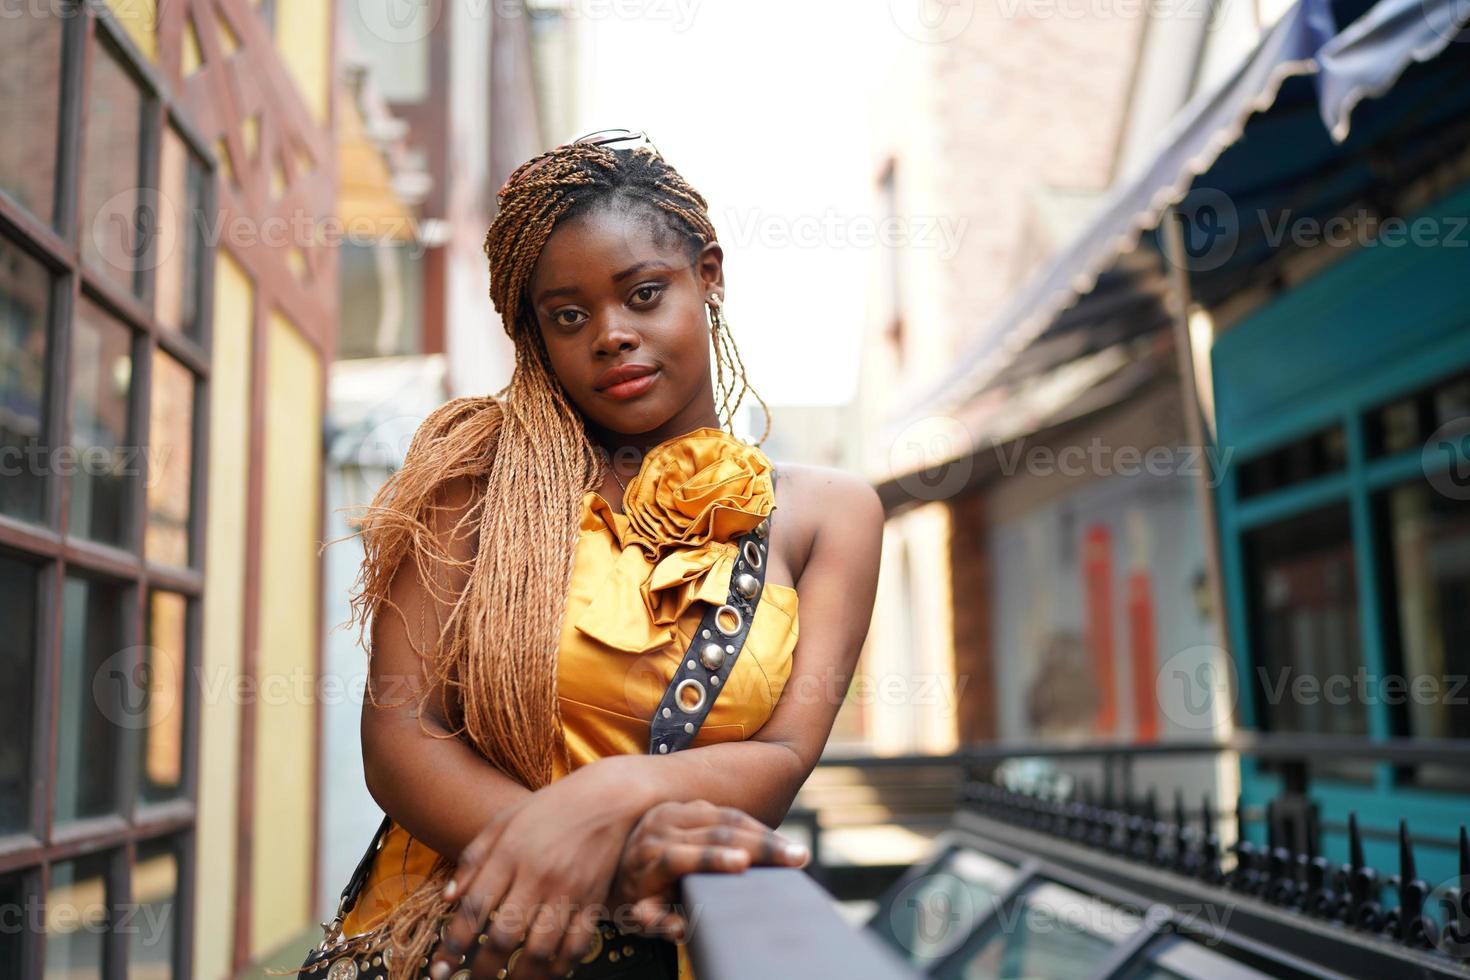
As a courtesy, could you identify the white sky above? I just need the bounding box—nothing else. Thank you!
[566,0,901,406]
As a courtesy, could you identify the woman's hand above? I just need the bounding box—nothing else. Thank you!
[609,800,810,943]
[429,757,655,980]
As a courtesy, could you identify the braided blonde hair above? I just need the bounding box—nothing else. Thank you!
[341,140,768,976]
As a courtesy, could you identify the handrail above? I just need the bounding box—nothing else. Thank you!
[814,732,1470,768]
[681,867,918,980]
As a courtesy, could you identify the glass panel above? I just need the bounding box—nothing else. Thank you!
[1120,934,1281,980]
[1236,426,1346,499]
[1367,369,1470,458]
[129,838,178,979]
[1243,504,1370,742]
[0,7,63,225]
[45,851,111,979]
[144,352,193,566]
[140,592,186,803]
[68,298,134,547]
[56,576,127,823]
[337,241,425,358]
[80,39,146,296]
[0,870,24,980]
[155,129,206,336]
[0,235,50,523]
[945,881,1142,980]
[1376,483,1470,789]
[0,555,39,835]
[877,847,1017,967]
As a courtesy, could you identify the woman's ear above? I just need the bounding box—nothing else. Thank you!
[695,241,725,298]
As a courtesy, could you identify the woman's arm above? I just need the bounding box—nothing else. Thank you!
[596,468,885,826]
[359,474,533,857]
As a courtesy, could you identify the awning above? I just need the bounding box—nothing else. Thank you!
[1319,0,1470,141]
[881,0,1470,503]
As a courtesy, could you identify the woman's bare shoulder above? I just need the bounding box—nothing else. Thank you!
[771,461,884,585]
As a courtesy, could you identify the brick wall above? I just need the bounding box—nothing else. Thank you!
[948,489,996,743]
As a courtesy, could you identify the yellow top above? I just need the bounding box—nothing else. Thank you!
[341,427,800,979]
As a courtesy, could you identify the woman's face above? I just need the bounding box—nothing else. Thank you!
[528,206,723,438]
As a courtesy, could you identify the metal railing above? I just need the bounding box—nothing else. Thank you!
[679,737,1470,977]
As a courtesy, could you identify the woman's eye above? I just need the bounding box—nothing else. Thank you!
[631,284,664,305]
[553,309,584,327]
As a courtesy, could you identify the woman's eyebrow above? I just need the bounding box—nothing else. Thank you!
[535,261,677,304]
[610,260,675,282]
[534,284,580,304]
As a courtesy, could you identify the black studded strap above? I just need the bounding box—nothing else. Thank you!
[647,474,775,756]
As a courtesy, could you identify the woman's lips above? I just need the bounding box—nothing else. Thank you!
[600,369,660,400]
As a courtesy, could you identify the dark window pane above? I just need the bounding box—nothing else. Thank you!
[1376,483,1470,789]
[1244,504,1370,741]
[1236,426,1346,499]
[1366,368,1470,458]
[144,352,193,566]
[44,851,111,979]
[0,236,50,523]
[129,838,178,979]
[80,40,146,297]
[877,847,1016,968]
[0,8,63,225]
[140,592,186,804]
[155,130,207,336]
[68,298,134,547]
[56,576,126,823]
[0,555,38,835]
[337,241,424,358]
[0,870,24,980]
[943,881,1143,980]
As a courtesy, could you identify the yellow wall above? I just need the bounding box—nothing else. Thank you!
[104,0,157,62]
[274,1,333,123]
[250,312,323,957]
[193,251,253,979]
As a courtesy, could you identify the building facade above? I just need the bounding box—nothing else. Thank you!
[0,0,336,975]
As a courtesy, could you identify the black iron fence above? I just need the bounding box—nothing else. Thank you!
[681,736,1470,978]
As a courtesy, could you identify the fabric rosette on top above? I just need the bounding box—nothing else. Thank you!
[571,427,775,656]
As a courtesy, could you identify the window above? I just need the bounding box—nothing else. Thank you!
[0,8,65,226]
[0,5,212,972]
[1227,364,1470,790]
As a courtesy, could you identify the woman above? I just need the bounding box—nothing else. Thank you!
[329,131,883,980]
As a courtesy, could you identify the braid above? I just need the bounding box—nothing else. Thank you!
[340,138,769,978]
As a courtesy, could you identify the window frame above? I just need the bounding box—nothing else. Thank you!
[0,4,214,976]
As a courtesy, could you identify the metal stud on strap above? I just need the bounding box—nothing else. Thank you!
[648,497,776,755]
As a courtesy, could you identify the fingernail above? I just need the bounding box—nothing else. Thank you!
[442,879,458,901]
[783,843,809,863]
[723,849,748,869]
[429,962,451,980]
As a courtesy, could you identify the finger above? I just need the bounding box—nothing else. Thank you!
[430,863,517,980]
[671,824,808,867]
[660,801,740,830]
[547,905,601,977]
[514,900,569,978]
[446,814,513,902]
[628,896,687,941]
[650,843,757,883]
